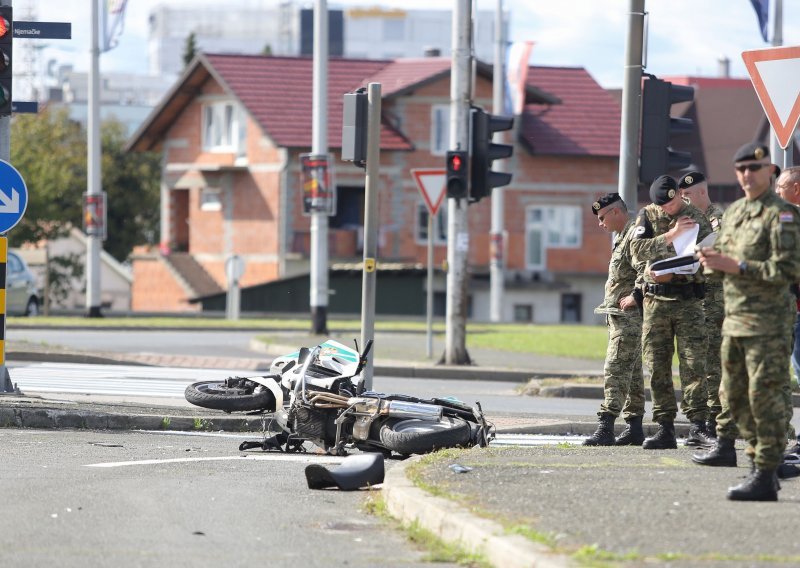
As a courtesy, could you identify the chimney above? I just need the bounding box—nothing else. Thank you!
[717,56,730,78]
[423,47,441,57]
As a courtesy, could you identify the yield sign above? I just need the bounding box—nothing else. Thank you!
[742,45,800,149]
[411,169,446,216]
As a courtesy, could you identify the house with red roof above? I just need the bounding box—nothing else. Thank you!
[127,53,622,323]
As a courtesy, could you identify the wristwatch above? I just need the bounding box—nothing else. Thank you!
[738,260,747,275]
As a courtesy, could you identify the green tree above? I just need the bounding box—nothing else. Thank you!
[10,107,161,263]
[183,32,197,67]
[100,120,161,262]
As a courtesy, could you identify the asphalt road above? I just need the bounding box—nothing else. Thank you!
[0,428,458,568]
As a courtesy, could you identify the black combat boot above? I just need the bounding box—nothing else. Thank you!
[642,421,677,450]
[727,469,779,501]
[705,416,717,439]
[691,436,736,467]
[615,416,645,446]
[685,420,716,447]
[583,413,616,446]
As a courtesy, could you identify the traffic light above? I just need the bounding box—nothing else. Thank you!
[446,150,468,199]
[470,107,514,203]
[639,76,694,184]
[0,6,11,117]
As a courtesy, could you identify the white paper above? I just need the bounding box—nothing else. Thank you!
[672,224,699,256]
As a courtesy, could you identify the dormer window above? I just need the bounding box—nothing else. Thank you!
[203,101,245,153]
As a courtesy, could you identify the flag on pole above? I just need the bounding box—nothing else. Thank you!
[504,41,534,116]
[749,0,770,42]
[100,0,129,52]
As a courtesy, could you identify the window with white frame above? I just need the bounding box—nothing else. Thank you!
[202,101,245,153]
[430,104,450,156]
[200,187,222,211]
[525,205,582,269]
[416,202,448,245]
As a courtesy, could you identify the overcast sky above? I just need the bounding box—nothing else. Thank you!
[26,0,800,89]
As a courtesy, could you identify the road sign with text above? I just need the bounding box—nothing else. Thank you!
[411,169,446,216]
[742,45,800,149]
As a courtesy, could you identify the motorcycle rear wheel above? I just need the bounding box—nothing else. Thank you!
[184,380,275,412]
[379,417,471,455]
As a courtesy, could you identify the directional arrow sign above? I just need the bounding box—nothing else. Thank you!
[0,160,27,233]
[411,168,446,216]
[742,45,800,149]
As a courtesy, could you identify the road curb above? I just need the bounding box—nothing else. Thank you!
[382,455,572,568]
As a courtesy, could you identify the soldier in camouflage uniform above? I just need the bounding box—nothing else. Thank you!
[698,142,800,501]
[583,193,646,446]
[678,171,728,439]
[629,175,713,450]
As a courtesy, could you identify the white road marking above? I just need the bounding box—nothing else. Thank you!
[85,454,347,468]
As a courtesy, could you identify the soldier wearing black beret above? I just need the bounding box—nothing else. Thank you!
[629,175,714,450]
[695,141,800,501]
[677,170,726,443]
[584,192,646,447]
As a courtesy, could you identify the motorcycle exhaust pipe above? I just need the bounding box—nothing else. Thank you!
[382,401,443,421]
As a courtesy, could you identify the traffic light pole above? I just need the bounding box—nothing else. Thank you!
[617,0,645,212]
[0,0,8,391]
[85,0,102,317]
[310,0,329,335]
[444,0,472,365]
[489,0,505,323]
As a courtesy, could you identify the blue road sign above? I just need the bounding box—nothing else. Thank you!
[0,160,27,234]
[11,101,37,114]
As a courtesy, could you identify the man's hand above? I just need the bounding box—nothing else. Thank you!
[619,295,637,310]
[664,216,697,244]
[698,247,740,274]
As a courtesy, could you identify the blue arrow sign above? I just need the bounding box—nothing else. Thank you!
[0,160,27,234]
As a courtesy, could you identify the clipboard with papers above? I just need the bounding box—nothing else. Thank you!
[650,230,717,277]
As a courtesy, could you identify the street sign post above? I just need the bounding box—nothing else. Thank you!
[0,159,26,393]
[411,168,446,359]
[742,45,800,150]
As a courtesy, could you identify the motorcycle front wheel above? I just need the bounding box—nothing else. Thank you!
[379,416,471,456]
[184,379,276,412]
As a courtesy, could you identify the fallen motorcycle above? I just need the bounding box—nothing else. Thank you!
[184,339,494,456]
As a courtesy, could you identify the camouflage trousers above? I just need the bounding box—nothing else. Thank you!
[704,283,724,417]
[722,334,791,470]
[599,311,644,419]
[642,295,708,423]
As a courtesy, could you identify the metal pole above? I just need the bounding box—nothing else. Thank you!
[770,0,785,165]
[310,0,329,334]
[444,0,472,365]
[86,0,102,317]
[617,0,645,212]
[426,215,433,359]
[489,0,506,323]
[360,82,381,389]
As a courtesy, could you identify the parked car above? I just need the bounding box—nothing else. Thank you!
[7,250,40,316]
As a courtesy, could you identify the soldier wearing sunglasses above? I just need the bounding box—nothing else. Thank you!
[697,142,800,501]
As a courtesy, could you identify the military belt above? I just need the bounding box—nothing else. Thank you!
[644,282,705,300]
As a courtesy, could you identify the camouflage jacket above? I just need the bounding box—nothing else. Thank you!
[717,190,800,336]
[601,218,644,309]
[629,202,712,287]
[704,202,725,289]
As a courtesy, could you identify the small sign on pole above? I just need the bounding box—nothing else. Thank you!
[83,192,107,240]
[300,153,336,216]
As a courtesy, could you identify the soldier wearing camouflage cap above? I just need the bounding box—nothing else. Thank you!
[697,141,800,501]
[583,193,647,447]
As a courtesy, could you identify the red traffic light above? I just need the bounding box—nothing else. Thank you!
[0,17,8,39]
[449,154,462,171]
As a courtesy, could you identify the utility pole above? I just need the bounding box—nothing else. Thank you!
[310,0,329,334]
[489,0,505,322]
[617,0,645,211]
[444,0,472,365]
[86,0,102,317]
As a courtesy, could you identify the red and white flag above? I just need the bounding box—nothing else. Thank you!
[504,41,534,116]
[100,0,129,53]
